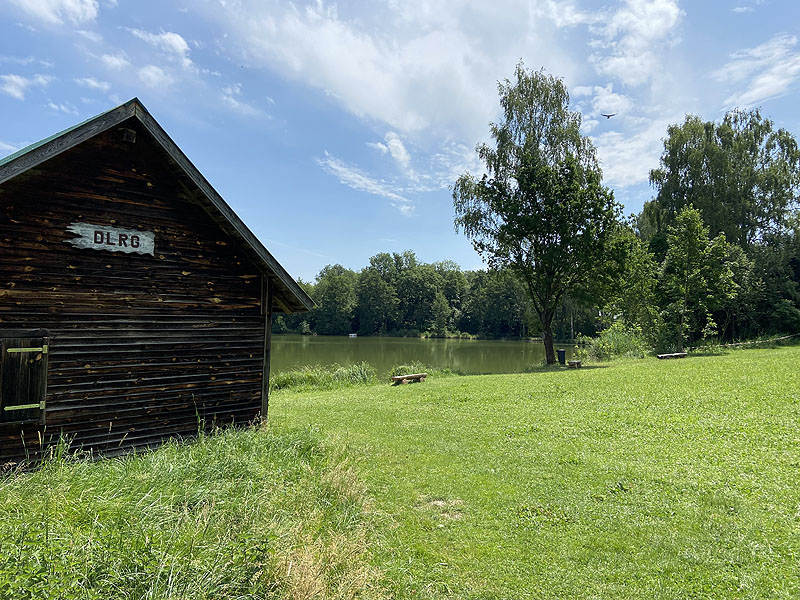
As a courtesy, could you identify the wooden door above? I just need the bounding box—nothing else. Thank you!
[0,336,49,424]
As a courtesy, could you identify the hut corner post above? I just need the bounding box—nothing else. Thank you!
[261,278,274,420]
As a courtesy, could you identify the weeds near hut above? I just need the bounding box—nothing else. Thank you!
[270,362,377,392]
[0,425,385,599]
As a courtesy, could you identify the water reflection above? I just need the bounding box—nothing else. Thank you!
[271,334,576,377]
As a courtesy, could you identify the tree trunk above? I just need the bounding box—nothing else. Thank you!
[542,313,556,364]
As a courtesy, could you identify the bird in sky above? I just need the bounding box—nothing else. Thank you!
[601,113,618,119]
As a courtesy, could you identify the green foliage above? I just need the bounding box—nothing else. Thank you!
[659,206,737,351]
[453,63,624,363]
[312,264,358,335]
[602,227,659,338]
[278,250,536,340]
[577,322,650,360]
[269,361,377,392]
[640,108,800,340]
[356,267,399,334]
[648,109,800,250]
[388,361,457,378]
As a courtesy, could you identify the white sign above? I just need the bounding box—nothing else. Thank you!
[65,223,155,255]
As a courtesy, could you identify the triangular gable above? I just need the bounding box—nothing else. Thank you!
[0,98,312,313]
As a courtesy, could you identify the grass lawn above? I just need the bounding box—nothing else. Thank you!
[270,346,800,599]
[1,346,798,598]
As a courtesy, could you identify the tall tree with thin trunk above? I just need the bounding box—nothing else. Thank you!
[453,63,622,363]
[659,206,736,351]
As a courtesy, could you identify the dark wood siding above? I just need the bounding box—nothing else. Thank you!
[0,122,266,462]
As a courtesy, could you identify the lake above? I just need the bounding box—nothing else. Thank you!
[271,334,576,377]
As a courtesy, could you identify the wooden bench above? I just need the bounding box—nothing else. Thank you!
[657,352,687,360]
[391,373,427,385]
[568,360,582,369]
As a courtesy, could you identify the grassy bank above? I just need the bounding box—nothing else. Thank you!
[271,347,800,598]
[2,347,798,598]
[0,427,382,600]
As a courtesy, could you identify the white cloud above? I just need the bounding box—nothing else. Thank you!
[535,0,601,27]
[0,56,54,68]
[714,33,800,108]
[137,65,171,88]
[0,140,21,154]
[572,83,634,118]
[581,117,600,134]
[47,101,78,115]
[221,83,261,116]
[0,73,53,100]
[75,29,102,42]
[194,0,693,199]
[395,203,415,216]
[591,115,676,187]
[100,52,130,70]
[8,0,99,25]
[589,0,684,87]
[383,132,411,169]
[200,0,578,143]
[129,28,193,69]
[74,76,110,92]
[316,151,413,211]
[732,7,754,13]
[367,141,388,154]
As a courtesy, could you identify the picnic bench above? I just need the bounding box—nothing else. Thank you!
[568,360,582,369]
[391,373,427,385]
[657,352,687,360]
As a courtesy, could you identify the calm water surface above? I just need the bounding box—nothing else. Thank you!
[271,334,576,377]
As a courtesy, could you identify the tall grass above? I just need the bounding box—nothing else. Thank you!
[0,425,384,600]
[270,362,377,392]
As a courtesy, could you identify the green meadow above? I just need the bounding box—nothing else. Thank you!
[2,346,799,599]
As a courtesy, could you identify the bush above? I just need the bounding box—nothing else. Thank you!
[270,362,377,392]
[389,361,458,379]
[578,322,651,361]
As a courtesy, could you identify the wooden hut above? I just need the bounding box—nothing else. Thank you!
[0,98,313,463]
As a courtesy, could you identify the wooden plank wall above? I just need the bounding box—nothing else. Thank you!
[0,122,267,462]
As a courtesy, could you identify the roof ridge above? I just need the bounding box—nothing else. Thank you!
[0,98,139,170]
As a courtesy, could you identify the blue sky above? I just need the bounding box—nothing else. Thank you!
[2,0,800,281]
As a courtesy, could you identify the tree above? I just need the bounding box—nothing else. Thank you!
[647,109,800,252]
[643,109,800,337]
[603,228,660,339]
[312,264,357,335]
[453,64,622,363]
[277,278,315,333]
[395,264,443,332]
[430,291,451,337]
[457,269,528,338]
[658,206,736,351]
[356,267,399,334]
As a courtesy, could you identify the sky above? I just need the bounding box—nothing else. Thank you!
[2,0,800,282]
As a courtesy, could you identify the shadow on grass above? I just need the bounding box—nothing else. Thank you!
[523,363,609,374]
[687,350,730,358]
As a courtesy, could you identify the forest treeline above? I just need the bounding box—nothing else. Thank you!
[276,108,800,351]
[274,251,548,339]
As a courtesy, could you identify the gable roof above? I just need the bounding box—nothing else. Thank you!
[0,98,313,313]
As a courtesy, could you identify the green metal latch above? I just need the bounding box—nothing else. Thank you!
[4,402,45,411]
[7,345,48,354]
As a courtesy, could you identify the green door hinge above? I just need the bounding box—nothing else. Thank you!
[7,345,48,354]
[4,402,45,411]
